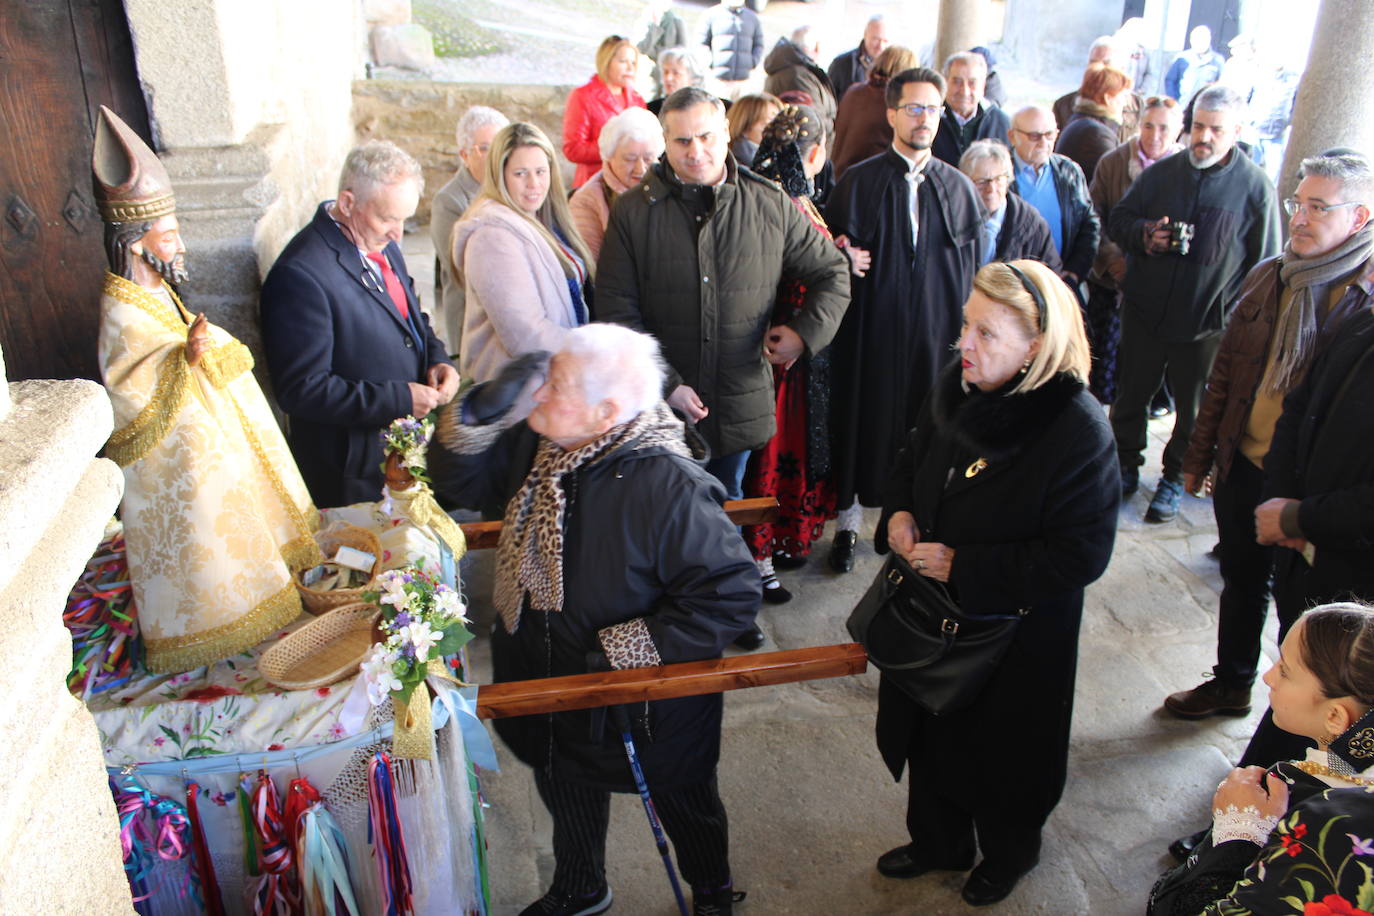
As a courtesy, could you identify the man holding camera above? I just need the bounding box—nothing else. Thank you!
[1107,85,1280,521]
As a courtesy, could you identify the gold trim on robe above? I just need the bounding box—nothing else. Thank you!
[98,272,323,673]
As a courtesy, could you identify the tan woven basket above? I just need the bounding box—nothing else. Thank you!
[259,602,381,690]
[294,525,382,615]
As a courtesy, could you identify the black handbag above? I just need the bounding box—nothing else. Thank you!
[846,553,1026,715]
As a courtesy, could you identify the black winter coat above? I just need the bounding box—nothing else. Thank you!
[429,413,761,791]
[1264,304,1374,604]
[931,102,1012,171]
[260,204,454,507]
[596,155,849,457]
[1108,148,1281,342]
[874,364,1119,828]
[1008,153,1100,280]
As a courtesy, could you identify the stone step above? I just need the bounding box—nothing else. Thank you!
[163,140,271,181]
[0,380,114,587]
[171,173,275,212]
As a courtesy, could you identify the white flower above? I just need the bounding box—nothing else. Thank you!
[433,585,469,622]
[360,645,402,706]
[403,446,426,471]
[399,620,442,661]
[378,573,411,611]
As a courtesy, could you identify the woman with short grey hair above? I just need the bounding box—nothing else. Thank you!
[570,108,666,259]
[428,323,760,916]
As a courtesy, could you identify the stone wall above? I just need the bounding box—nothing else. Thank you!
[352,80,575,224]
[125,0,365,375]
[0,343,131,913]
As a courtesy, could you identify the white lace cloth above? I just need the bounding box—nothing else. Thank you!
[1212,803,1281,846]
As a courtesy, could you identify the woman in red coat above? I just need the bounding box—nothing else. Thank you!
[563,35,648,189]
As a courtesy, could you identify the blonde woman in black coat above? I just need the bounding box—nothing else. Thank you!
[872,260,1121,906]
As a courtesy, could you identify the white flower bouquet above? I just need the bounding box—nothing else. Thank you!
[360,567,472,708]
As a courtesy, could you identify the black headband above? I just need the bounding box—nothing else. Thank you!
[1003,262,1048,333]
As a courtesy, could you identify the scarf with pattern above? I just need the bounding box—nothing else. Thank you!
[493,401,691,633]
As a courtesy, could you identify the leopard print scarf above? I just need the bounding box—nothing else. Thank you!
[493,401,691,633]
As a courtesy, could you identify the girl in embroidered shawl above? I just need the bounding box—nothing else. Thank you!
[1150,603,1374,915]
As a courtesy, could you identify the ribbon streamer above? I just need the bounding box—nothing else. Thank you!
[112,775,202,907]
[249,771,301,915]
[298,800,361,916]
[185,782,225,916]
[367,752,415,916]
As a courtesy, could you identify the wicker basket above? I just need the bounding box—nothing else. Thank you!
[259,602,381,690]
[294,525,382,615]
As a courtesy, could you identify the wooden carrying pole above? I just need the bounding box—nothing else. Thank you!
[457,496,866,719]
[476,643,868,720]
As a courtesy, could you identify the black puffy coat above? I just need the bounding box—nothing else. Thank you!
[429,411,761,791]
[874,364,1119,830]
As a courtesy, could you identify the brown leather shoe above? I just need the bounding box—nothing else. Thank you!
[1164,678,1253,719]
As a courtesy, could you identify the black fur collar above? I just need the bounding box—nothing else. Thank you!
[930,361,1086,461]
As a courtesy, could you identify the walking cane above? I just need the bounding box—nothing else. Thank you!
[610,704,691,916]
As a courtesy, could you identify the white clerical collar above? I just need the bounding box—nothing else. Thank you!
[892,146,930,176]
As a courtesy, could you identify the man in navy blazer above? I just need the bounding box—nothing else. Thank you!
[261,140,458,507]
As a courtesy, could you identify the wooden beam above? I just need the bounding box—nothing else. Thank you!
[458,497,778,551]
[476,642,868,720]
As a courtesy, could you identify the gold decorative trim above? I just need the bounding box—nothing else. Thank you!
[99,194,177,224]
[144,580,303,673]
[103,272,186,336]
[105,348,190,467]
[231,397,319,555]
[200,339,254,388]
[281,530,324,573]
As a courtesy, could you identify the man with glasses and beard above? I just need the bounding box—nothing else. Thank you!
[822,67,983,573]
[94,106,321,673]
[1107,85,1280,523]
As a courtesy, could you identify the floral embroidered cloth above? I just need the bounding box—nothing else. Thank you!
[92,508,447,766]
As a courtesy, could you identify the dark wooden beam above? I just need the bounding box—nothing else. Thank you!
[476,642,868,720]
[458,497,778,551]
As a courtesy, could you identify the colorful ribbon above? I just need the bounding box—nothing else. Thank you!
[64,531,141,698]
[186,782,225,916]
[112,775,201,907]
[249,771,301,915]
[299,800,361,916]
[367,753,415,916]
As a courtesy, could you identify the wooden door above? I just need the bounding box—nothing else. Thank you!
[0,0,151,382]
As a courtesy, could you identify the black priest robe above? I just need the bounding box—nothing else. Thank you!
[824,149,983,508]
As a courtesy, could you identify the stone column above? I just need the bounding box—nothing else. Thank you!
[934,0,984,74]
[0,342,132,913]
[1277,0,1374,199]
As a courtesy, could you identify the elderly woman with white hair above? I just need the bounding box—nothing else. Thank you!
[647,45,712,115]
[429,323,761,916]
[958,139,1061,271]
[569,107,665,260]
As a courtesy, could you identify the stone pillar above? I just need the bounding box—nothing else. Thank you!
[934,0,984,75]
[0,342,132,913]
[1278,0,1374,199]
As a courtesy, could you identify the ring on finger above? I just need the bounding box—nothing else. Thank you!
[916,559,925,569]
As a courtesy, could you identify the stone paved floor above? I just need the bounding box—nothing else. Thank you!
[401,230,1276,914]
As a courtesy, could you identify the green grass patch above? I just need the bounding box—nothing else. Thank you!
[413,0,508,58]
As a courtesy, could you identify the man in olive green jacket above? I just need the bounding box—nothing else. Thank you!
[596,87,850,501]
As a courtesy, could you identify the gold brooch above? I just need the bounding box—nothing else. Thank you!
[965,458,987,478]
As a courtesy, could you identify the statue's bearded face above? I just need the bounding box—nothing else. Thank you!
[136,214,188,286]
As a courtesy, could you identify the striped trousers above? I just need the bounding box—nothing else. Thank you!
[533,767,732,895]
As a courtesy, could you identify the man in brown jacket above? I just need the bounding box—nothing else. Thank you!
[1163,152,1374,722]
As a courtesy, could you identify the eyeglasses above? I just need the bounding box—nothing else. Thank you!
[894,103,942,118]
[1014,128,1057,143]
[1283,198,1365,218]
[972,174,1011,188]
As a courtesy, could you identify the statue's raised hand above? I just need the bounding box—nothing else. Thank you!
[185,313,211,366]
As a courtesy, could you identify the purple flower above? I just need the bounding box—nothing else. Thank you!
[1349,833,1374,856]
[402,643,417,659]
[394,611,412,628]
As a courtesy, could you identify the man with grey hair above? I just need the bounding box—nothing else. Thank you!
[1107,85,1280,521]
[932,50,1011,168]
[959,139,1060,269]
[828,15,889,101]
[762,24,837,127]
[1161,152,1374,738]
[431,106,509,354]
[262,139,458,506]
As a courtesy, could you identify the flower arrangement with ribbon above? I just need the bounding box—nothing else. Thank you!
[379,415,467,561]
[361,568,474,758]
[379,416,434,484]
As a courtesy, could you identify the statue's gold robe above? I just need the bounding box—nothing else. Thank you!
[98,272,321,672]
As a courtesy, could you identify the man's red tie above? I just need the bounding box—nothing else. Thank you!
[366,251,410,320]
